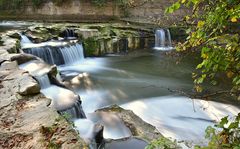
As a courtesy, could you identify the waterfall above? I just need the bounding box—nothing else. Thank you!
[23,43,84,65]
[64,29,76,39]
[154,28,174,51]
[20,34,32,44]
[35,74,51,89]
[24,47,56,64]
[59,99,86,119]
[60,43,84,65]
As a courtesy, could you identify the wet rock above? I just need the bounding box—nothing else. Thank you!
[7,32,21,39]
[94,124,104,147]
[102,137,148,149]
[48,65,58,77]
[48,74,66,88]
[96,105,163,142]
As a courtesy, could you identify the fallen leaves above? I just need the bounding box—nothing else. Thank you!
[0,134,33,149]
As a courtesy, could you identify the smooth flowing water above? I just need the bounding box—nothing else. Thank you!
[60,50,240,146]
[2,22,239,148]
[19,60,85,118]
[103,138,148,149]
[23,41,84,65]
[0,21,32,33]
[154,28,174,50]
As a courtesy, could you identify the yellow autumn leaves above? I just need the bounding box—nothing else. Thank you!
[231,17,238,22]
[197,21,205,28]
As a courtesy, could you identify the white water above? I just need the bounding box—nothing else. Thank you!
[60,51,239,147]
[20,34,77,49]
[60,43,84,65]
[35,74,51,89]
[154,29,174,51]
[121,96,240,146]
[74,119,96,141]
[20,34,84,65]
[74,112,132,141]
[88,112,132,139]
[16,24,239,148]
[0,21,32,27]
[20,34,32,46]
[19,60,83,114]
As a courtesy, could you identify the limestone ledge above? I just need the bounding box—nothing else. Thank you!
[0,45,88,149]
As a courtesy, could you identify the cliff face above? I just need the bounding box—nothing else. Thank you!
[0,0,189,25]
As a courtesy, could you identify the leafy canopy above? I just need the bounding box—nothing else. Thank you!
[167,0,240,96]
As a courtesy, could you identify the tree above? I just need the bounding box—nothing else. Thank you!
[166,0,240,97]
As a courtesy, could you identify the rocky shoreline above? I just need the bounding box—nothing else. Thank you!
[0,25,166,148]
[0,57,88,149]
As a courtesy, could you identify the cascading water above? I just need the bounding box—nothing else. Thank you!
[24,47,56,65]
[64,29,76,39]
[35,74,51,89]
[59,99,86,119]
[20,34,32,47]
[22,43,84,65]
[59,43,84,65]
[154,28,174,51]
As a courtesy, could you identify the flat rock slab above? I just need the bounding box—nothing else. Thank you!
[96,105,163,142]
[0,59,88,148]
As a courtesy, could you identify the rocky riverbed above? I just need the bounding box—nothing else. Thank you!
[0,25,166,149]
[0,55,88,149]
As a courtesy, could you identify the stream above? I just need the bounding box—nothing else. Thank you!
[60,50,239,146]
[1,21,240,148]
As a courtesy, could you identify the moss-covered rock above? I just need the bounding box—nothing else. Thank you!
[169,26,188,42]
[83,37,100,56]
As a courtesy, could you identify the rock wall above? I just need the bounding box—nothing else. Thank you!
[0,0,189,25]
[126,0,191,25]
[0,31,88,149]
[0,0,120,22]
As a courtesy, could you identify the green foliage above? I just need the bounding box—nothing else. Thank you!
[0,0,46,9]
[90,0,107,6]
[0,0,24,10]
[83,37,99,56]
[145,137,180,149]
[167,0,240,95]
[31,0,43,7]
[196,114,240,149]
[52,0,68,6]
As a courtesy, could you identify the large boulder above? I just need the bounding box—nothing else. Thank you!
[1,61,40,96]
